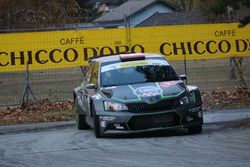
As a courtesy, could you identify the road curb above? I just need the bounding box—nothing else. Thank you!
[0,108,249,134]
[203,108,250,123]
[0,121,75,135]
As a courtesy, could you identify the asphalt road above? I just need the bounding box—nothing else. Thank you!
[0,110,250,167]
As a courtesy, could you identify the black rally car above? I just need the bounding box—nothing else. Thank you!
[74,53,203,137]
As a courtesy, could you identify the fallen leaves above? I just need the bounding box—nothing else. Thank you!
[202,87,250,111]
[0,100,75,125]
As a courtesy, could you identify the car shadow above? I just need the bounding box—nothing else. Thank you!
[105,128,191,139]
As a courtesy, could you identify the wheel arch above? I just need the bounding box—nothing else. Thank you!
[187,85,202,104]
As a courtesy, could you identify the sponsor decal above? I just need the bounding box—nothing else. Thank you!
[135,86,161,97]
[134,86,162,104]
[1,23,250,72]
[99,116,116,121]
[100,121,107,128]
[159,81,178,88]
[101,60,168,72]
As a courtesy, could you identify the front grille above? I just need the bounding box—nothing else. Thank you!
[126,98,178,113]
[127,112,180,130]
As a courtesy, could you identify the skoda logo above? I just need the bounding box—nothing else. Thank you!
[145,96,161,104]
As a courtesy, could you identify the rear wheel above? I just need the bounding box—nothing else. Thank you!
[188,125,202,134]
[92,104,101,138]
[77,114,90,130]
[75,98,89,130]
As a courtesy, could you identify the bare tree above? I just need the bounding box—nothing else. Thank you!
[0,0,80,30]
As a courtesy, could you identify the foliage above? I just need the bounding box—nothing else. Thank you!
[203,0,250,26]
[0,0,80,29]
[168,0,203,11]
[207,0,250,15]
[76,0,101,22]
[168,0,250,26]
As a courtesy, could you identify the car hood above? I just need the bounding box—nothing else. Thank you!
[101,81,186,104]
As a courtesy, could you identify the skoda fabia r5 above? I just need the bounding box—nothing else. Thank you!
[74,53,203,138]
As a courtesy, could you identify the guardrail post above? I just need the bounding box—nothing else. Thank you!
[20,62,36,110]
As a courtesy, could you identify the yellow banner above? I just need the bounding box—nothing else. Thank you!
[0,23,250,72]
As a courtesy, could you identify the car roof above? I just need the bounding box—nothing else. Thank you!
[90,53,167,64]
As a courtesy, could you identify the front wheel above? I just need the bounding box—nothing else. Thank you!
[188,125,202,134]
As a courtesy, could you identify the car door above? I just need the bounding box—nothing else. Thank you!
[82,62,99,116]
[80,62,95,114]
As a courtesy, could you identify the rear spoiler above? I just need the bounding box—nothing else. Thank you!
[88,52,143,62]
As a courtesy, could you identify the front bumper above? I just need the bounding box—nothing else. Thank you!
[96,105,203,136]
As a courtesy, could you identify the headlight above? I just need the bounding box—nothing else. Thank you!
[104,101,128,111]
[179,95,191,105]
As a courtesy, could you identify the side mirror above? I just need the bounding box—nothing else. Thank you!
[86,83,96,89]
[180,74,187,80]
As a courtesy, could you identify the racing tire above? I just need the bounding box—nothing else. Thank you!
[92,104,101,138]
[74,97,90,130]
[77,114,90,130]
[188,125,202,134]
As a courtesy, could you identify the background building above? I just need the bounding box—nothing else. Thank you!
[93,0,178,28]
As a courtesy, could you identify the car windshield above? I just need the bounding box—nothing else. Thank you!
[100,62,179,87]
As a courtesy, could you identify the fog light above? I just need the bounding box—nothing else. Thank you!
[114,124,125,130]
[189,106,201,113]
[186,116,194,122]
